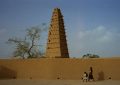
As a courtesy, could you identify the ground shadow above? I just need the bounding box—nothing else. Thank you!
[0,65,17,79]
[98,71,104,81]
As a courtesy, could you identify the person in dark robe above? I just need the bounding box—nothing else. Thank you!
[88,67,94,81]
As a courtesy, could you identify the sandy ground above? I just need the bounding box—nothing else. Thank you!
[0,80,120,85]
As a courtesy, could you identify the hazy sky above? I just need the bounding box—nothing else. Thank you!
[0,0,120,58]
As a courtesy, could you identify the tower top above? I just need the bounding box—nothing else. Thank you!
[46,8,69,58]
[52,8,62,16]
[54,8,60,10]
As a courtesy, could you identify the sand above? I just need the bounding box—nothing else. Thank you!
[0,80,120,85]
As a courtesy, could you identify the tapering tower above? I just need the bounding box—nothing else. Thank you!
[46,8,69,58]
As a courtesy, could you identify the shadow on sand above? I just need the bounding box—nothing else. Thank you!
[0,65,17,79]
[98,71,104,81]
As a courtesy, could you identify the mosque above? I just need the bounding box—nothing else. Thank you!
[46,8,69,58]
[0,8,120,80]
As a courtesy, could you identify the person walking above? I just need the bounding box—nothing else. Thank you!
[88,67,94,81]
[83,72,88,82]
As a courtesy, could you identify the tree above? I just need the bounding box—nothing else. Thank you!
[26,27,41,58]
[8,38,29,59]
[82,53,100,58]
[7,25,47,59]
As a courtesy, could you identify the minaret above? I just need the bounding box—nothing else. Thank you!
[46,8,69,58]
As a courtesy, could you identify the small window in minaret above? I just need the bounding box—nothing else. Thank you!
[51,24,52,27]
[49,40,50,42]
[49,32,51,35]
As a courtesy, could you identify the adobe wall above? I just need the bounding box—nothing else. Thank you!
[0,58,120,80]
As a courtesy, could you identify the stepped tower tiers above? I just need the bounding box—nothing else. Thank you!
[46,8,69,58]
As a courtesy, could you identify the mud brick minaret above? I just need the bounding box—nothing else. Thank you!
[46,8,69,58]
